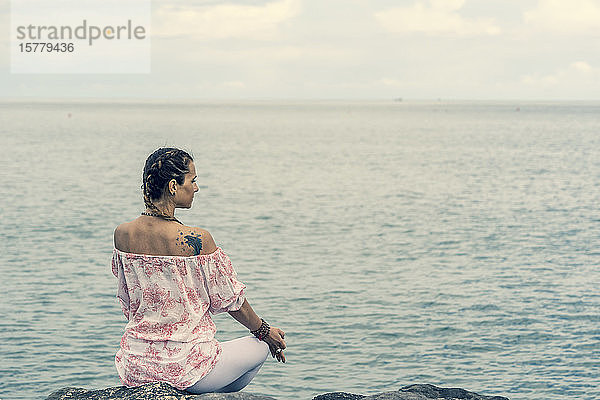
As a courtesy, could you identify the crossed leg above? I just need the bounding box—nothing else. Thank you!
[185,336,269,394]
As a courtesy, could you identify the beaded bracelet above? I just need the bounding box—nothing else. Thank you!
[250,318,270,341]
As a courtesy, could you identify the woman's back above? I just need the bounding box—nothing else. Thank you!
[114,216,217,257]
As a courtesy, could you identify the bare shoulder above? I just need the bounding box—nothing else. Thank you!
[113,221,132,250]
[176,226,217,255]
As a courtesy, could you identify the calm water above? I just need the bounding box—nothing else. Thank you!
[0,101,598,400]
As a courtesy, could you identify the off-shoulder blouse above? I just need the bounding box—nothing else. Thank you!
[111,247,246,389]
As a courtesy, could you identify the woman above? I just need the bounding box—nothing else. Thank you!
[111,147,286,394]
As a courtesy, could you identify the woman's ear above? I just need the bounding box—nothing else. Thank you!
[168,179,178,195]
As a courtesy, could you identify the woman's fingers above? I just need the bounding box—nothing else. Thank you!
[264,326,286,363]
[271,347,284,362]
[268,342,278,358]
[278,338,286,350]
[267,341,285,363]
[275,328,286,349]
[277,350,286,363]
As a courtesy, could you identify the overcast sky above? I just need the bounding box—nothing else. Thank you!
[1,0,600,100]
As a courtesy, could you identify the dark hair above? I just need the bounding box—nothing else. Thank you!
[142,147,193,213]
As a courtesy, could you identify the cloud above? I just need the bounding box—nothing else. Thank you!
[379,78,404,87]
[521,61,600,87]
[154,0,301,40]
[524,0,600,34]
[222,80,245,88]
[195,44,357,63]
[374,0,501,36]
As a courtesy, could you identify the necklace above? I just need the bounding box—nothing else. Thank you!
[141,212,183,225]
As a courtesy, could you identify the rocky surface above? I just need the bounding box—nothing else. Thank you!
[46,382,509,400]
[45,382,276,400]
[313,384,508,400]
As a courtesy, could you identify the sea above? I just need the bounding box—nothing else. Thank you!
[0,100,598,400]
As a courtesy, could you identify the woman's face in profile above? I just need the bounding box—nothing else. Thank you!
[177,161,199,208]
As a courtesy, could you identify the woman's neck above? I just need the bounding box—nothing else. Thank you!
[147,199,176,217]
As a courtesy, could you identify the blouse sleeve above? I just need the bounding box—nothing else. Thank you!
[204,248,246,314]
[112,250,131,320]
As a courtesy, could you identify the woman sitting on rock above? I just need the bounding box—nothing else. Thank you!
[111,147,286,394]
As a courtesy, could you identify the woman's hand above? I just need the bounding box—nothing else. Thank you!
[227,300,287,363]
[264,327,286,363]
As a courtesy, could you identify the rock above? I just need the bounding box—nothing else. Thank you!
[313,393,366,400]
[399,384,509,400]
[45,381,276,400]
[313,384,509,400]
[46,382,508,400]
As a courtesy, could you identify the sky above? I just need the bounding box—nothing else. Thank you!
[1,0,600,100]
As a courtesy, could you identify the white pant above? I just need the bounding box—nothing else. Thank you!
[185,336,270,394]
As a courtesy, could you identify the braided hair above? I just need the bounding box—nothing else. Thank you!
[142,148,193,216]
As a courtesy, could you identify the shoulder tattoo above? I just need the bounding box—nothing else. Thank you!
[177,231,203,255]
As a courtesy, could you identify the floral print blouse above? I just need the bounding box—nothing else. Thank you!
[111,247,246,389]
